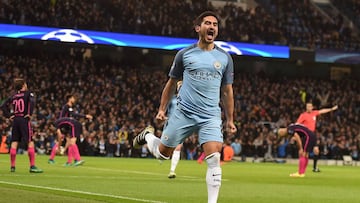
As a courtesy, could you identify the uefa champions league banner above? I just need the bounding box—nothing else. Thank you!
[316,49,360,65]
[0,24,289,59]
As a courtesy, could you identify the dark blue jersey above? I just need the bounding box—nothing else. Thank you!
[55,117,82,138]
[59,104,85,119]
[287,124,316,152]
[1,91,35,145]
[0,91,34,118]
[287,124,314,138]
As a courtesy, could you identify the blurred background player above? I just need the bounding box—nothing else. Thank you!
[133,81,183,178]
[48,94,92,165]
[275,123,317,177]
[48,123,69,163]
[54,117,85,166]
[168,143,183,179]
[0,78,43,173]
[168,81,183,179]
[296,102,338,172]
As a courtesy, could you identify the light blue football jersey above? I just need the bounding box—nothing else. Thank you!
[169,44,234,118]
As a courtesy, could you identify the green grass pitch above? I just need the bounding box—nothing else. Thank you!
[0,154,359,203]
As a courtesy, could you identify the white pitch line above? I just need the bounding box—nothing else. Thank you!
[81,166,203,180]
[0,180,167,203]
[81,167,229,181]
[0,173,203,181]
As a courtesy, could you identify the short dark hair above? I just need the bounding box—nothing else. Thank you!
[14,78,25,91]
[194,11,219,27]
[65,94,74,101]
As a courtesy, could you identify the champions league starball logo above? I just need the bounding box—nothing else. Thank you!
[0,24,290,58]
[41,29,94,44]
[214,41,242,55]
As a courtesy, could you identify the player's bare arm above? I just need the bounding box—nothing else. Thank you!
[221,84,236,135]
[156,77,178,122]
[319,105,338,114]
[293,133,304,156]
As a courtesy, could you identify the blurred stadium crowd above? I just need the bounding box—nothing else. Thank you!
[0,0,359,161]
[0,53,359,160]
[0,0,359,51]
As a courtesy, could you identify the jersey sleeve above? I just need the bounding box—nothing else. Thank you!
[313,110,320,116]
[73,112,86,119]
[221,53,234,85]
[168,48,186,79]
[28,92,35,116]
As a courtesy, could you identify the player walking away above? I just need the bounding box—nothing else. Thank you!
[54,117,84,166]
[0,78,43,173]
[48,94,92,166]
[133,11,237,203]
[296,102,338,172]
[275,124,317,177]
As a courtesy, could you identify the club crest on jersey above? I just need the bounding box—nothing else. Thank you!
[213,61,221,69]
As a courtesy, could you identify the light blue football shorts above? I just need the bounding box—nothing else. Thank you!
[161,107,223,147]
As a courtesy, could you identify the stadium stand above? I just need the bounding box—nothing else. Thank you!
[0,0,359,160]
[0,50,358,160]
[0,0,359,50]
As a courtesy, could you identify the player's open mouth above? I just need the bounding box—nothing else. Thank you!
[206,30,215,40]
